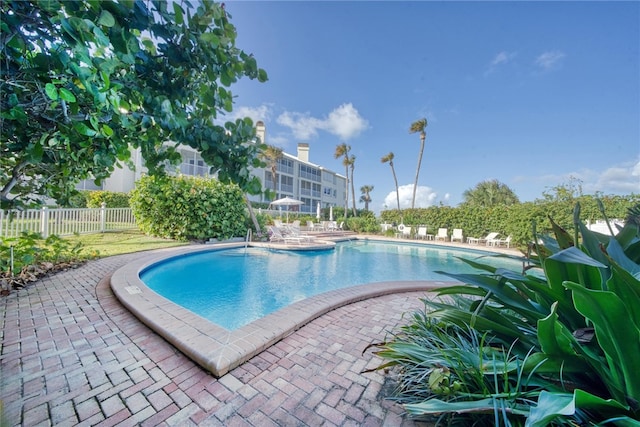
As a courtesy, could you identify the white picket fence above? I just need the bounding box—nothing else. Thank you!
[0,205,137,238]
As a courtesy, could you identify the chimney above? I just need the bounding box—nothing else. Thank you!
[255,121,266,144]
[297,143,309,163]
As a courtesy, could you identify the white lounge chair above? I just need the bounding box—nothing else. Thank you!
[467,232,499,245]
[401,226,413,239]
[268,226,305,245]
[491,235,512,248]
[435,228,448,241]
[451,228,464,243]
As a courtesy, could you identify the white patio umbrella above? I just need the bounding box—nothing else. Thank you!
[316,202,321,220]
[269,196,303,222]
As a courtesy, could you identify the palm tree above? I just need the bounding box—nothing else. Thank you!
[409,118,428,209]
[348,154,357,217]
[381,152,400,211]
[461,179,520,207]
[334,143,351,219]
[359,185,374,211]
[261,145,283,199]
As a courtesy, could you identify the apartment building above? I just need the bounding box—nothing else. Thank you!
[81,121,346,215]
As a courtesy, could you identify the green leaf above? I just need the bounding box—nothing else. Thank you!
[564,282,640,400]
[97,10,115,27]
[174,3,184,25]
[73,122,98,137]
[200,32,220,46]
[101,124,114,137]
[526,390,631,427]
[45,83,58,100]
[58,88,76,102]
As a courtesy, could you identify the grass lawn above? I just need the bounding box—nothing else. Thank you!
[64,229,189,258]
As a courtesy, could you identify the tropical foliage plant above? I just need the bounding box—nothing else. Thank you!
[1,0,267,209]
[368,202,640,425]
[129,175,246,241]
[1,232,91,292]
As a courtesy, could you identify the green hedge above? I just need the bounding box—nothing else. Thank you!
[130,175,247,241]
[379,194,639,247]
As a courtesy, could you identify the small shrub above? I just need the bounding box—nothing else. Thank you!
[130,175,246,241]
[85,190,130,208]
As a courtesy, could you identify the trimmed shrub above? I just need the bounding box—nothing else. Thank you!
[85,190,130,208]
[130,175,246,241]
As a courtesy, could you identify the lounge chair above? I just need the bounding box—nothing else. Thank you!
[451,228,464,243]
[490,235,511,248]
[268,226,305,245]
[401,226,413,239]
[282,224,316,242]
[467,232,499,245]
[435,228,448,241]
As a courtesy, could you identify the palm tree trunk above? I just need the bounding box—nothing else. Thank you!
[344,165,349,219]
[245,195,261,237]
[350,165,357,217]
[411,138,425,209]
[391,165,400,211]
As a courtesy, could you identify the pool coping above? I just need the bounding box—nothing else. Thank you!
[110,237,520,377]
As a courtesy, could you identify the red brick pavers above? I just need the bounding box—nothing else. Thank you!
[1,251,434,426]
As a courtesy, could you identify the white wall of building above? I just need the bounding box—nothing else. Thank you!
[82,123,346,214]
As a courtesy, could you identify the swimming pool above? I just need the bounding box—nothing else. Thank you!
[139,240,522,330]
[111,237,523,376]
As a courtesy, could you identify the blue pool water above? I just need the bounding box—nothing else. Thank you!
[140,240,522,330]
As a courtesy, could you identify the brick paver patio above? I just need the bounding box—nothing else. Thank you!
[1,250,435,426]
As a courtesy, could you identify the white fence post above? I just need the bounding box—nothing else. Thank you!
[100,202,106,233]
[41,206,49,238]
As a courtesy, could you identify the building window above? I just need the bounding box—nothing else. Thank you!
[278,158,294,175]
[299,164,321,182]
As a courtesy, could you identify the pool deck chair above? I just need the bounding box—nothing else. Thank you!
[435,228,448,241]
[268,226,306,245]
[451,228,464,243]
[467,232,499,245]
[416,226,433,240]
[490,235,511,248]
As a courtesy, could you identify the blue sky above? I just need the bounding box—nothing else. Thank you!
[222,1,640,213]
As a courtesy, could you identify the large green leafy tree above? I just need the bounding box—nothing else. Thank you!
[462,179,520,207]
[0,0,267,209]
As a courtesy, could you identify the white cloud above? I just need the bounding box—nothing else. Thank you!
[491,51,516,66]
[277,111,323,140]
[485,51,517,76]
[589,159,640,194]
[277,103,369,141]
[223,104,273,124]
[514,158,640,198]
[383,184,438,210]
[535,50,566,70]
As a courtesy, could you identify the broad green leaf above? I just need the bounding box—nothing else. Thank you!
[73,122,98,137]
[565,283,640,399]
[45,83,58,100]
[98,10,115,27]
[548,246,607,268]
[607,264,640,329]
[537,303,577,356]
[526,390,631,427]
[406,397,530,417]
[58,88,76,102]
[174,3,184,25]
